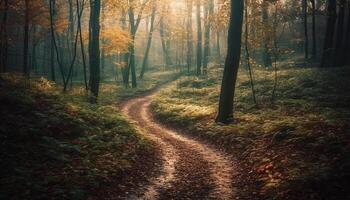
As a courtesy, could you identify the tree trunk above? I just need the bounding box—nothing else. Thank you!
[89,0,101,98]
[50,35,56,81]
[302,0,309,59]
[160,16,172,66]
[23,0,30,77]
[335,0,345,66]
[196,0,202,75]
[321,0,337,67]
[345,2,350,65]
[216,0,244,123]
[187,0,194,74]
[77,0,88,90]
[0,0,8,72]
[216,31,221,65]
[262,0,272,67]
[140,4,156,79]
[203,0,214,75]
[310,0,317,59]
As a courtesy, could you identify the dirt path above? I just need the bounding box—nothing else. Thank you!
[121,93,236,199]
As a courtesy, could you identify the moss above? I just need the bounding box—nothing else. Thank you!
[152,66,350,200]
[0,73,159,200]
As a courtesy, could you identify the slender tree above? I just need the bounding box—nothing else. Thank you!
[89,0,101,97]
[302,0,309,59]
[0,0,9,72]
[203,0,214,75]
[216,0,244,123]
[262,0,272,67]
[186,0,194,74]
[196,0,202,75]
[334,0,345,66]
[310,0,317,59]
[140,3,156,79]
[321,0,337,67]
[23,0,30,77]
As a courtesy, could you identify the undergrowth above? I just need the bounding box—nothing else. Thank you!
[152,65,350,200]
[0,72,167,200]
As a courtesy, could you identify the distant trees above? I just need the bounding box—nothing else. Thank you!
[216,0,244,123]
[320,0,350,67]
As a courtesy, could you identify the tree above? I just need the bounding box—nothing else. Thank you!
[216,0,244,123]
[203,0,214,75]
[321,0,337,67]
[196,0,202,75]
[334,0,346,66]
[89,0,101,98]
[127,0,148,88]
[186,0,194,74]
[23,0,30,77]
[0,0,9,72]
[140,2,156,79]
[262,0,272,67]
[310,0,317,59]
[302,0,309,59]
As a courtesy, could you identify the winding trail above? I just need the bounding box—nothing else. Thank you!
[121,92,236,199]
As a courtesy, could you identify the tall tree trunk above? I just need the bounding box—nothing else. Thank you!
[196,0,202,75]
[216,0,244,123]
[310,0,317,59]
[0,0,8,72]
[203,0,213,75]
[216,31,221,65]
[321,0,337,67]
[77,0,88,90]
[23,0,30,77]
[344,2,350,65]
[31,26,37,72]
[244,1,257,104]
[186,0,194,74]
[262,0,272,67]
[335,0,345,66]
[302,0,309,59]
[160,16,172,66]
[140,4,156,79]
[89,0,101,98]
[50,35,56,81]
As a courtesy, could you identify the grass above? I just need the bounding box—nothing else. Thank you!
[0,69,177,199]
[152,63,350,200]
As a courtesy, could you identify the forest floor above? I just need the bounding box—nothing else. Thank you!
[152,61,350,200]
[121,92,235,199]
[0,70,177,200]
[1,62,350,200]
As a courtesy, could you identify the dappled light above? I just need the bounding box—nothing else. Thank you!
[0,0,349,199]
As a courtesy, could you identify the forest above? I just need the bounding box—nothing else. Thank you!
[0,0,349,199]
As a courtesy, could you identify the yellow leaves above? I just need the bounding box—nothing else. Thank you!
[101,27,132,55]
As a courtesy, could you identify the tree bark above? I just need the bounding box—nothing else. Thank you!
[262,0,272,67]
[186,0,194,74]
[203,0,214,75]
[23,0,30,77]
[335,0,345,66]
[302,0,309,59]
[0,0,8,72]
[321,0,337,67]
[140,4,156,79]
[89,0,101,98]
[310,0,317,59]
[196,0,202,75]
[216,0,244,123]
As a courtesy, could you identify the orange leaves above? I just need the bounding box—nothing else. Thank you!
[101,27,132,55]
